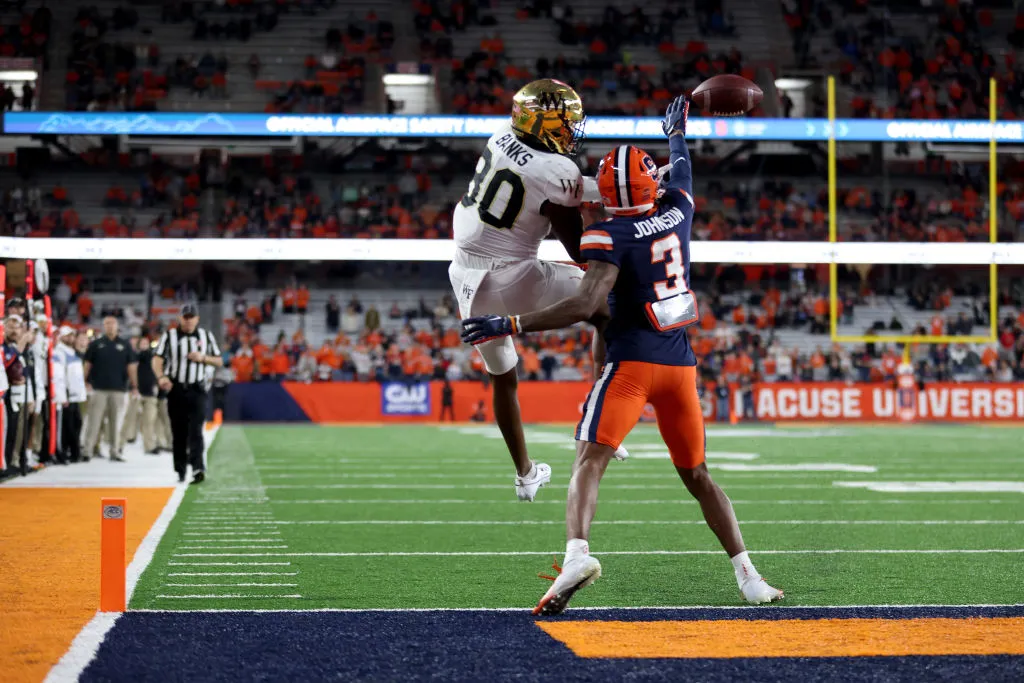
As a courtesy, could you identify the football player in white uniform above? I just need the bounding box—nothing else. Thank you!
[450,79,623,502]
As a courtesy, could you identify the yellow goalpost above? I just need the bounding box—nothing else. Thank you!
[827,76,1000,346]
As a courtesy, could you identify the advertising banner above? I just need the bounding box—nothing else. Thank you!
[751,382,1024,422]
[6,112,1022,142]
[381,382,432,416]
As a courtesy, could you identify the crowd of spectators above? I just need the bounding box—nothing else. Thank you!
[62,2,384,113]
[783,0,1024,120]
[415,0,753,117]
[6,145,1022,242]
[208,282,1024,386]
[0,3,50,62]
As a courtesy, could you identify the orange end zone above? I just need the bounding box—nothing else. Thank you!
[536,618,1024,659]
[0,487,173,683]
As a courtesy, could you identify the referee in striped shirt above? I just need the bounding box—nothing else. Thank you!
[152,304,222,484]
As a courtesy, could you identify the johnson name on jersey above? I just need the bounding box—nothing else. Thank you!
[454,125,583,261]
[580,188,698,367]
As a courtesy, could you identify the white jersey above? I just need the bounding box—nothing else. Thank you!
[453,124,583,261]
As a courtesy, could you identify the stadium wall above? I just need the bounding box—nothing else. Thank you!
[223,381,1024,423]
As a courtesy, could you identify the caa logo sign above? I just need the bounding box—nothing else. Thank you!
[382,382,431,416]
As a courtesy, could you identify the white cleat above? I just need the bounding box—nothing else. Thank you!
[613,444,630,461]
[514,462,551,502]
[741,576,784,605]
[533,555,602,615]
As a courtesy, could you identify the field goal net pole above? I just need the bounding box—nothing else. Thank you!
[828,76,1000,347]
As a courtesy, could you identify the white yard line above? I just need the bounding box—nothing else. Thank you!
[168,572,298,576]
[250,484,829,490]
[164,565,290,569]
[181,532,283,536]
[262,498,1021,506]
[186,519,1024,526]
[171,549,1024,558]
[154,594,303,599]
[163,583,299,587]
[178,544,290,548]
[129,602,1024,614]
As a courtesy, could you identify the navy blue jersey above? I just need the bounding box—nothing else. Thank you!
[580,187,697,366]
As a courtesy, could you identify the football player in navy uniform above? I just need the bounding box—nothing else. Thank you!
[462,96,783,614]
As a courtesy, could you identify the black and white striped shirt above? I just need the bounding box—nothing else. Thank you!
[155,327,220,391]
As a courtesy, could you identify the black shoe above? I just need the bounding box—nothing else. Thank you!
[177,472,186,483]
[146,449,161,455]
[110,454,126,463]
[190,471,205,485]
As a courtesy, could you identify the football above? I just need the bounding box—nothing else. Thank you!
[690,74,763,116]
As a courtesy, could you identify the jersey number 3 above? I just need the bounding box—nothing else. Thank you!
[651,233,686,299]
[461,147,526,230]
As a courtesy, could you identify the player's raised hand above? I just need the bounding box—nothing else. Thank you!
[662,95,689,137]
[461,314,517,345]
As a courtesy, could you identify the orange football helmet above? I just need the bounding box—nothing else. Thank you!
[596,145,660,216]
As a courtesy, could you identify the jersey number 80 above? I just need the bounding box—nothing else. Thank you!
[461,148,526,231]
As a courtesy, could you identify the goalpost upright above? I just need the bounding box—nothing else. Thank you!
[828,76,1000,347]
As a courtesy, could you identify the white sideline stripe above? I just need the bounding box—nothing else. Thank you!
[172,549,1024,558]
[46,427,220,683]
[263,498,1022,506]
[190,519,1024,526]
[168,572,299,576]
[155,594,303,599]
[43,613,121,683]
[129,603,1024,614]
[163,583,299,587]
[165,565,290,569]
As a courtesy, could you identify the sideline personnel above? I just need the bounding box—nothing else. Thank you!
[153,304,222,484]
[83,316,139,462]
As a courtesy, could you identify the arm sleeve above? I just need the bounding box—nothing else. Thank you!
[154,331,169,359]
[580,227,621,267]
[542,156,584,209]
[666,134,694,206]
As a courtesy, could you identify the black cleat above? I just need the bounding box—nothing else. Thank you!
[191,471,206,485]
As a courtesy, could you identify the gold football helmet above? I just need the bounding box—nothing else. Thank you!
[511,79,586,156]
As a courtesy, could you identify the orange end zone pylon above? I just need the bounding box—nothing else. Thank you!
[100,498,127,612]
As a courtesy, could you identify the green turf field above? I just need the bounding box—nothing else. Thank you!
[131,424,1024,610]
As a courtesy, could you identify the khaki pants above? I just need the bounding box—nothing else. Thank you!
[30,409,43,454]
[83,390,128,457]
[121,394,141,446]
[141,396,172,452]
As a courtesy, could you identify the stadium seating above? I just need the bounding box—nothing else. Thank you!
[55,0,392,113]
[203,283,1024,385]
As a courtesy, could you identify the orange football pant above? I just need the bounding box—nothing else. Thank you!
[575,361,706,469]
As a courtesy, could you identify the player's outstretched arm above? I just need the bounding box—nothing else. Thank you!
[460,261,619,344]
[518,260,618,332]
[662,95,693,198]
[542,200,584,263]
